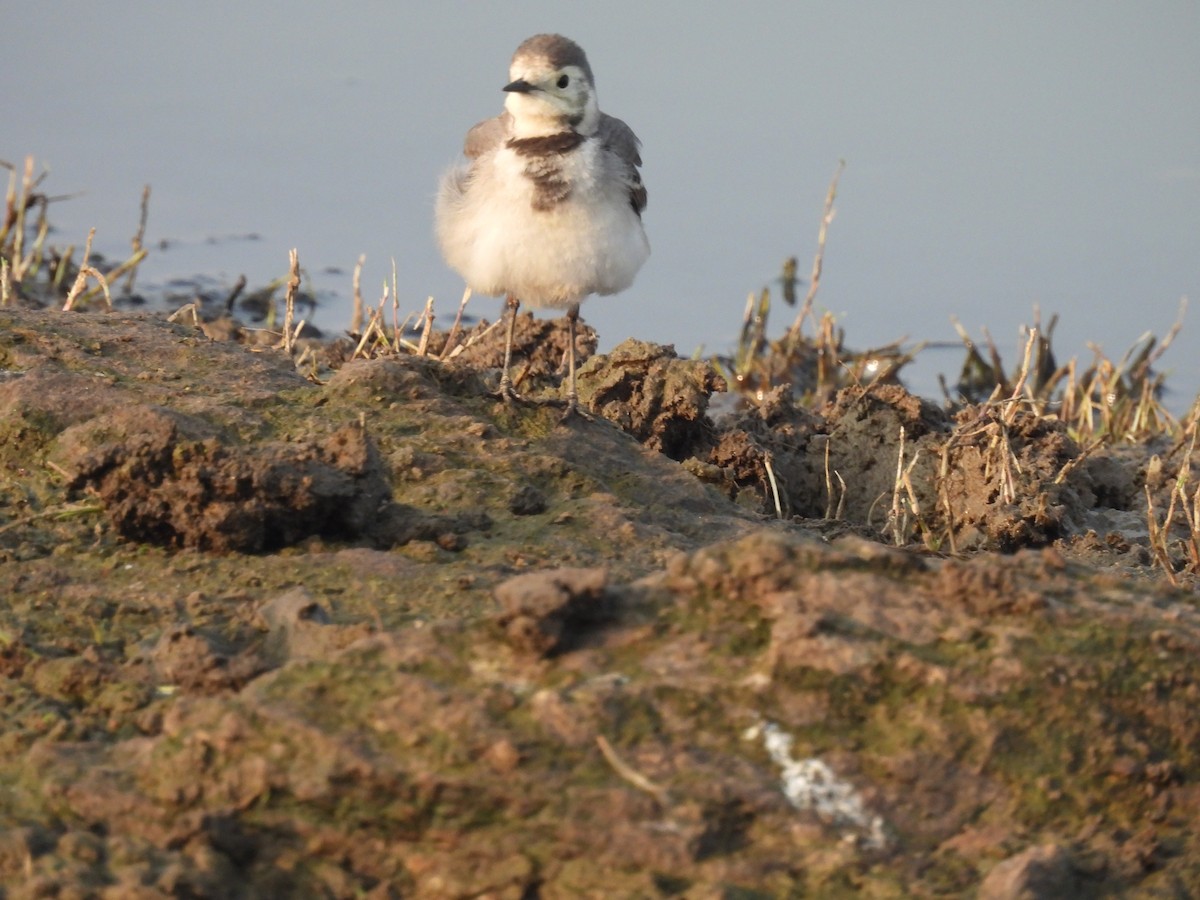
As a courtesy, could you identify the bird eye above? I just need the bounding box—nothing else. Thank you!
[557,74,569,89]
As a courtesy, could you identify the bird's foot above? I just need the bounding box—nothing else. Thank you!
[558,394,593,423]
[492,375,527,405]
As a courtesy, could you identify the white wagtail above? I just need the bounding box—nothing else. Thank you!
[436,33,649,417]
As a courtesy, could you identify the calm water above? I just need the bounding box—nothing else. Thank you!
[5,2,1198,408]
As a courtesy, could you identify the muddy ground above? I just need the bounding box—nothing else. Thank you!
[1,305,1199,898]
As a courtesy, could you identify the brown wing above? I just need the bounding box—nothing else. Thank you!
[597,113,647,215]
[463,112,512,159]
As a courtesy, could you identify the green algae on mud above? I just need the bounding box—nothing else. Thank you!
[1,308,1200,895]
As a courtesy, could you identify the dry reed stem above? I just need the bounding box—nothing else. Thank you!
[900,450,929,547]
[396,314,423,352]
[1184,481,1200,573]
[439,288,472,360]
[290,318,308,349]
[889,435,924,545]
[62,228,110,311]
[1144,423,1198,583]
[785,159,845,348]
[1058,357,1080,428]
[737,289,769,378]
[763,451,784,520]
[998,426,1018,505]
[0,500,104,536]
[823,437,845,520]
[1145,485,1179,586]
[391,259,400,348]
[1002,327,1039,424]
[1,160,16,245]
[1134,297,1187,382]
[51,247,74,291]
[824,435,837,519]
[902,452,922,518]
[11,157,32,278]
[281,248,300,355]
[595,735,669,806]
[416,296,435,357]
[351,254,366,335]
[0,156,49,255]
[123,184,151,294]
[166,302,201,326]
[937,437,959,555]
[888,425,907,546]
[512,358,533,391]
[90,244,147,297]
[445,315,504,361]
[18,164,53,283]
[1053,437,1104,485]
[1172,424,1199,571]
[351,305,386,360]
[28,201,49,278]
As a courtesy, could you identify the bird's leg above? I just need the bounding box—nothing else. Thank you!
[496,294,522,402]
[560,303,591,421]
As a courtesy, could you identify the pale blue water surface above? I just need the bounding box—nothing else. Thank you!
[4,2,1198,406]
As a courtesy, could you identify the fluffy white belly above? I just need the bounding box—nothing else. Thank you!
[437,142,650,309]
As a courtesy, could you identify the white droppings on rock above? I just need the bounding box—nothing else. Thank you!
[746,720,888,850]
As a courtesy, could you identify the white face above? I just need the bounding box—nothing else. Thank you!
[504,61,598,133]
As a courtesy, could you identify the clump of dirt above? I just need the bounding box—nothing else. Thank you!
[817,383,950,522]
[493,566,616,657]
[939,403,1085,549]
[708,383,828,514]
[575,337,724,458]
[977,843,1082,898]
[62,405,482,553]
[256,587,376,666]
[150,624,265,693]
[1,306,1199,897]
[706,382,1102,553]
[449,309,597,388]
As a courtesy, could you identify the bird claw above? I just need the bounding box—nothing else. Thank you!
[493,376,527,405]
[492,375,590,422]
[558,396,593,423]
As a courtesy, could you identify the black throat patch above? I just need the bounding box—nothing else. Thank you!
[507,132,586,157]
[507,131,587,211]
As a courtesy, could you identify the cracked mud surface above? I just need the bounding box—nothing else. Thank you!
[1,307,1198,897]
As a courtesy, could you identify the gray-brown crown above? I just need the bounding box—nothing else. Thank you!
[511,34,594,85]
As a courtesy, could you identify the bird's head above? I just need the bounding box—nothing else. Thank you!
[503,34,600,137]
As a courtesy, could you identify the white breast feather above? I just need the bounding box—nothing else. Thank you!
[436,141,649,309]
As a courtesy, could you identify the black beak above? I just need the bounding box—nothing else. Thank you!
[503,78,536,93]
